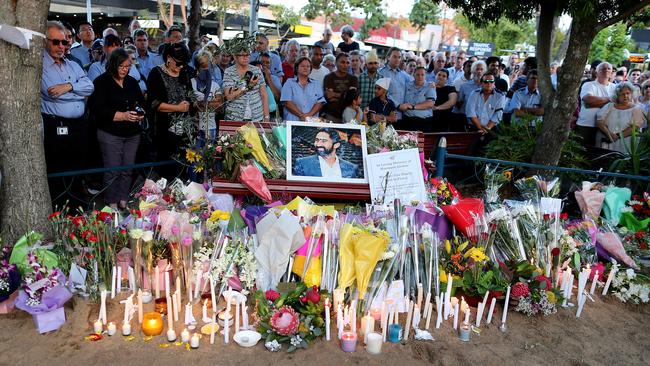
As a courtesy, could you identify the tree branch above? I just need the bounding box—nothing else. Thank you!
[598,2,650,30]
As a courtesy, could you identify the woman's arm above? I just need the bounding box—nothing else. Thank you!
[435,92,457,110]
[259,84,269,120]
[283,100,306,120]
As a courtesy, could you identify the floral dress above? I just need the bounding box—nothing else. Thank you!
[222,65,266,122]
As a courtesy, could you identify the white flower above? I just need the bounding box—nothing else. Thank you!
[142,230,154,242]
[129,228,143,240]
[265,340,281,352]
[626,269,636,280]
[290,335,303,347]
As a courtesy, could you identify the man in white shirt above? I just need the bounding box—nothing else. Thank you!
[447,50,467,84]
[577,62,615,146]
[309,46,329,85]
[453,60,473,92]
[292,129,360,179]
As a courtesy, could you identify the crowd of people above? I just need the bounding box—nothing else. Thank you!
[40,19,649,209]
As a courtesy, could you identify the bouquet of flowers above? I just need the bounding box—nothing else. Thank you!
[610,264,650,304]
[427,177,460,207]
[483,164,512,207]
[212,235,257,291]
[619,193,650,232]
[0,246,20,304]
[507,261,562,316]
[515,175,560,203]
[487,207,527,263]
[565,219,598,266]
[254,283,325,352]
[365,123,418,154]
[619,227,650,262]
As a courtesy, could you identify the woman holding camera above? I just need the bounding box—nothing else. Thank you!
[223,47,269,122]
[89,48,145,210]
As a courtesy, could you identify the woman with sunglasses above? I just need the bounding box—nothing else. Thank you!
[146,42,194,177]
[223,47,270,122]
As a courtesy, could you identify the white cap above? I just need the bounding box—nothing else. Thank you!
[375,77,391,91]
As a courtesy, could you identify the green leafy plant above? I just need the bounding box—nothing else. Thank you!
[608,125,650,193]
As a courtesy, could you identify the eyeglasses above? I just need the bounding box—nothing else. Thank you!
[236,53,250,57]
[48,38,69,46]
[118,64,131,70]
[644,86,650,90]
[482,79,496,84]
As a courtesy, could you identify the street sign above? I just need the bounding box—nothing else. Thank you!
[467,41,494,56]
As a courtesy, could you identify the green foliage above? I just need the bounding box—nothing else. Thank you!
[302,0,350,27]
[269,5,301,38]
[608,125,650,192]
[589,22,637,64]
[409,0,441,31]
[485,121,588,169]
[454,13,536,53]
[461,267,508,296]
[349,0,387,41]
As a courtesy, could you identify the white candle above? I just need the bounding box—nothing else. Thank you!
[360,313,374,343]
[111,266,117,299]
[501,286,511,325]
[453,302,459,330]
[416,283,423,309]
[155,266,160,299]
[190,333,200,348]
[425,301,433,330]
[333,288,345,312]
[464,308,470,324]
[224,291,231,344]
[337,304,344,340]
[137,289,143,324]
[100,290,107,324]
[423,292,431,317]
[167,294,173,331]
[117,266,122,293]
[128,267,136,293]
[107,322,116,336]
[123,296,131,324]
[122,321,131,336]
[486,297,497,324]
[412,305,421,330]
[181,328,190,343]
[194,270,202,300]
[242,305,249,330]
[325,298,331,341]
[380,301,387,342]
[602,266,617,296]
[393,303,399,325]
[475,291,489,327]
[165,271,170,298]
[404,300,413,340]
[351,300,357,333]
[444,273,452,319]
[435,298,442,329]
[202,299,209,323]
[210,313,216,344]
[366,332,382,354]
[167,328,177,342]
[175,277,181,301]
[210,277,217,313]
[235,298,240,333]
[576,292,588,318]
[590,270,599,295]
[93,319,103,334]
[173,290,180,322]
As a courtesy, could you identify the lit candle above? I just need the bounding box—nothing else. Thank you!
[324,298,331,341]
[93,319,103,334]
[190,333,200,348]
[501,285,511,326]
[122,321,131,336]
[590,270,599,295]
[602,266,617,296]
[341,331,357,352]
[370,307,381,321]
[107,322,116,336]
[181,328,190,343]
[366,332,382,354]
[155,265,160,299]
[167,328,177,342]
[137,289,144,324]
[111,266,117,299]
[360,313,374,343]
[142,312,164,336]
[486,297,497,324]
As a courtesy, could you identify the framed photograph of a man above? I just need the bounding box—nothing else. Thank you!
[286,121,368,184]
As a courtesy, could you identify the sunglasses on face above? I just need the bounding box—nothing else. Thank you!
[48,38,69,46]
[482,79,495,84]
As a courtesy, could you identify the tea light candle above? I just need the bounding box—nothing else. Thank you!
[190,333,200,348]
[217,309,232,328]
[341,331,357,352]
[181,328,190,343]
[366,332,382,354]
[142,312,164,336]
[388,324,402,343]
[167,328,177,342]
[107,322,116,336]
[459,321,471,342]
[93,319,103,334]
[122,321,131,336]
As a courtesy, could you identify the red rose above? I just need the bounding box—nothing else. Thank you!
[265,290,280,302]
[306,286,320,303]
[98,212,112,223]
[300,296,308,303]
[551,247,561,257]
[543,214,551,221]
[534,275,552,290]
[560,212,569,221]
[120,229,127,235]
[88,235,98,243]
[636,231,645,239]
[633,204,642,212]
[69,233,77,241]
[511,282,530,298]
[81,230,92,240]
[48,211,61,219]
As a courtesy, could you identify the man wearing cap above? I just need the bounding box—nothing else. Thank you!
[322,53,359,122]
[87,34,146,93]
[379,47,413,121]
[293,128,360,179]
[70,21,95,67]
[359,50,381,109]
[41,21,94,205]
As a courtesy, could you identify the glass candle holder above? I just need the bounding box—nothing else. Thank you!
[388,324,402,343]
[155,297,168,315]
[142,312,164,336]
[341,331,357,352]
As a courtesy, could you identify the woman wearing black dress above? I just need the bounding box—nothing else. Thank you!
[432,69,459,131]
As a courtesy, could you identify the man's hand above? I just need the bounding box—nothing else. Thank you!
[48,83,72,98]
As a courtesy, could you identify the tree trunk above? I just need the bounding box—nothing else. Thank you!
[218,11,225,43]
[187,0,203,52]
[531,15,598,166]
[0,0,53,244]
[554,23,571,61]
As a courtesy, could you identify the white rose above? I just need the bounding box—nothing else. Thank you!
[129,229,144,240]
[142,230,154,242]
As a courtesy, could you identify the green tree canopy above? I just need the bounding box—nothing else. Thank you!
[349,0,387,41]
[269,4,301,38]
[302,0,350,28]
[589,22,639,65]
[454,13,536,53]
[409,0,441,31]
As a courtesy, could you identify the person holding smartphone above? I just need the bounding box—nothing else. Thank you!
[89,48,145,210]
[223,47,269,122]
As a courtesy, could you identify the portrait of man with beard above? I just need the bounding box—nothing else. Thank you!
[292,128,360,179]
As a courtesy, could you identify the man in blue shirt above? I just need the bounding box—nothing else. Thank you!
[251,33,283,79]
[314,28,335,55]
[455,60,486,116]
[510,69,544,125]
[70,21,95,67]
[398,67,436,132]
[379,47,414,121]
[446,50,466,84]
[133,29,163,80]
[466,72,505,133]
[293,128,359,179]
[42,21,95,205]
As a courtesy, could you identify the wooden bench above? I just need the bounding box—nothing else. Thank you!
[212,121,424,201]
[423,132,481,159]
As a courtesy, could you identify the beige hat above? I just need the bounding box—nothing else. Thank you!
[365,50,379,64]
[375,77,391,91]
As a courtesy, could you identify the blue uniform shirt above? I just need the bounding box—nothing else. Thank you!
[70,43,92,67]
[509,86,543,124]
[135,50,164,80]
[466,89,506,127]
[378,66,414,120]
[251,50,283,79]
[446,66,464,84]
[87,60,147,93]
[403,83,436,119]
[280,77,325,121]
[41,51,94,118]
[455,80,480,115]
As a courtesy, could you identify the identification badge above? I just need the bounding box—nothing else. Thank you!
[56,126,69,135]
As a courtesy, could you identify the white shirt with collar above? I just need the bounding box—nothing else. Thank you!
[318,155,342,178]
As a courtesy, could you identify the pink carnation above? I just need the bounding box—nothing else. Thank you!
[265,289,280,302]
[511,282,530,298]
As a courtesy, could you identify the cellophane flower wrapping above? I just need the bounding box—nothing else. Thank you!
[574,182,605,220]
[15,272,72,315]
[441,198,485,236]
[238,123,273,171]
[291,227,323,287]
[596,225,638,269]
[603,186,632,226]
[239,161,273,203]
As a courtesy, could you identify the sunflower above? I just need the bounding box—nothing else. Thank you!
[186,149,198,163]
